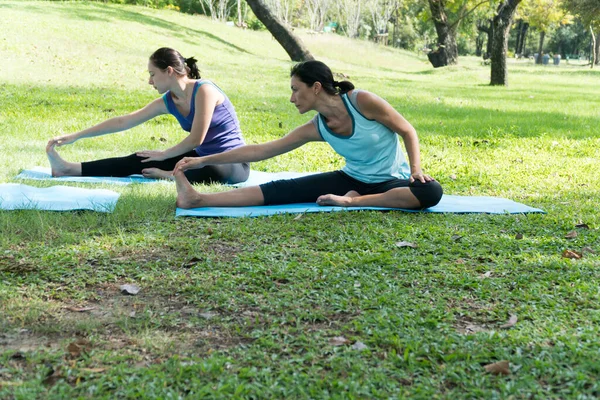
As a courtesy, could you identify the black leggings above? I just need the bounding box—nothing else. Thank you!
[81,150,250,184]
[260,170,443,209]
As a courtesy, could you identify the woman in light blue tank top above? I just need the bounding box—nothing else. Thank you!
[173,61,442,210]
[46,47,249,185]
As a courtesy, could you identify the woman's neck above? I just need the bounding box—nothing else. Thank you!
[316,93,346,121]
[169,77,195,100]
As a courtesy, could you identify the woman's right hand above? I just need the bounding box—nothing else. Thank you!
[175,157,204,172]
[47,134,78,149]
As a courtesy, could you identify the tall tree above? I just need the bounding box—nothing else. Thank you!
[368,0,400,42]
[306,0,332,32]
[245,0,315,62]
[562,0,600,66]
[521,0,571,63]
[426,0,491,67]
[490,0,522,85]
[336,0,364,38]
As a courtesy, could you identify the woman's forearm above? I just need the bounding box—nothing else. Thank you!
[401,130,423,173]
[200,143,281,165]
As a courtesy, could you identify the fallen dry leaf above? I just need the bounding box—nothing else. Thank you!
[182,257,202,268]
[66,306,96,313]
[481,271,493,278]
[565,231,578,239]
[500,314,518,329]
[449,174,457,180]
[455,258,466,264]
[581,247,596,255]
[484,360,510,375]
[395,241,417,248]
[293,213,304,221]
[199,312,218,320]
[562,249,582,259]
[67,339,92,358]
[352,341,368,350]
[329,336,350,346]
[120,284,140,295]
[80,367,107,373]
[42,367,63,387]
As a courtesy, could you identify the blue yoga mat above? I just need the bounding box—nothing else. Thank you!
[15,167,315,187]
[176,194,545,218]
[15,167,162,186]
[0,183,120,212]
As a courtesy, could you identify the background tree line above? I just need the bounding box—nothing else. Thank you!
[93,0,598,65]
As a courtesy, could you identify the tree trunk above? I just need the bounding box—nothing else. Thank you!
[515,20,522,54]
[515,20,528,56]
[536,31,545,64]
[520,22,528,55]
[477,20,492,59]
[490,0,521,86]
[427,0,458,67]
[475,33,484,57]
[594,31,600,66]
[589,27,597,68]
[245,0,314,62]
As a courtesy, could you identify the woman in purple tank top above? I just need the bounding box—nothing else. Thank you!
[46,47,249,184]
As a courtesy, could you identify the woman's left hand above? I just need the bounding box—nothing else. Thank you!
[410,171,434,184]
[137,150,167,163]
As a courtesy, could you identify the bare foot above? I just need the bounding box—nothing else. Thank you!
[46,142,82,176]
[316,190,360,207]
[174,169,203,209]
[141,168,174,180]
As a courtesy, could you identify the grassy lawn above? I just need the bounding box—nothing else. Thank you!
[1,1,599,398]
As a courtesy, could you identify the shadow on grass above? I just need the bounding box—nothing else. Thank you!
[11,2,251,55]
[3,82,600,141]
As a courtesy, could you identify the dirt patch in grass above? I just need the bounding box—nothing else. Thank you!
[454,315,490,335]
[105,240,242,268]
[1,284,251,356]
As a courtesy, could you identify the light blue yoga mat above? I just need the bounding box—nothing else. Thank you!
[0,183,120,212]
[15,167,314,187]
[176,194,545,218]
[15,167,161,186]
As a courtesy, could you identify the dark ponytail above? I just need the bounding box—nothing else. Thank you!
[185,57,200,79]
[291,60,354,95]
[149,48,201,79]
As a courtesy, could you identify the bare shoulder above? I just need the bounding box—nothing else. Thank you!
[354,90,393,119]
[196,80,223,95]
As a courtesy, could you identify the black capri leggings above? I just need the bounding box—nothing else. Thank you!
[81,150,250,185]
[260,170,443,209]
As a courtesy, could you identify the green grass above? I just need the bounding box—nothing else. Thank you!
[1,1,599,398]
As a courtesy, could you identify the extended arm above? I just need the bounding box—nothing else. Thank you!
[47,98,167,147]
[356,91,432,183]
[175,121,322,172]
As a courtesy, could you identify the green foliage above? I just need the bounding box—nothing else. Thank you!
[562,0,600,28]
[1,2,600,399]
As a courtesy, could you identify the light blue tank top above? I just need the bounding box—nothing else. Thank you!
[314,90,411,183]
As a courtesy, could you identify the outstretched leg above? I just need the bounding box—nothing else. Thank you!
[317,187,421,209]
[174,169,265,209]
[140,167,175,180]
[46,142,82,177]
[315,191,361,207]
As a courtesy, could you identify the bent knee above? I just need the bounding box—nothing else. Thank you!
[410,180,443,209]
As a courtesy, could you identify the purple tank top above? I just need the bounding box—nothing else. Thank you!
[163,80,245,156]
